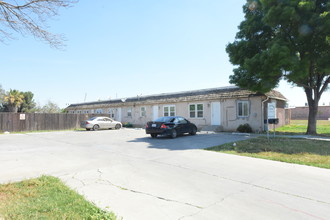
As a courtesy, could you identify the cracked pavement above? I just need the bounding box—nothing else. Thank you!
[1,129,330,220]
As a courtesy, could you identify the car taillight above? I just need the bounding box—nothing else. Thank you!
[146,123,149,128]
[86,121,90,124]
[160,124,167,129]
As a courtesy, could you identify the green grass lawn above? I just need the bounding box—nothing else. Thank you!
[0,176,116,220]
[206,136,330,169]
[276,120,330,136]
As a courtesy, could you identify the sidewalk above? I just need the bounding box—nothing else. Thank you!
[258,133,330,141]
[229,131,330,141]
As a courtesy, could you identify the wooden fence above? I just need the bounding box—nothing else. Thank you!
[0,113,108,132]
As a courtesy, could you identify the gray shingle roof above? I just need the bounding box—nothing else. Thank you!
[67,86,287,109]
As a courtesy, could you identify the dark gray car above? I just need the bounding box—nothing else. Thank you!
[146,116,197,138]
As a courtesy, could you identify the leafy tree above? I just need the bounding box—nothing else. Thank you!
[226,0,330,135]
[0,85,5,111]
[0,0,77,48]
[39,100,61,113]
[3,89,24,113]
[19,91,37,113]
[0,85,4,99]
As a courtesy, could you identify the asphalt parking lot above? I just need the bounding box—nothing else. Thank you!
[1,129,330,220]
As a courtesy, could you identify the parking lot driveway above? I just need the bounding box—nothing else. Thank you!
[1,129,330,220]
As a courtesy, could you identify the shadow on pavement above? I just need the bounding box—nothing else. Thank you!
[128,132,251,151]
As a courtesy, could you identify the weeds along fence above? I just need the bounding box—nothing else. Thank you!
[0,113,108,132]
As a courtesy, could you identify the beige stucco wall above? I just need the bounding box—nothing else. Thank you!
[221,97,264,132]
[120,102,211,128]
[120,103,207,127]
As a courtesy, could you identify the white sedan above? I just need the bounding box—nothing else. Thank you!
[80,117,122,131]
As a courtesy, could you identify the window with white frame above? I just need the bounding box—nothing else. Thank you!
[140,106,146,117]
[109,108,115,118]
[127,108,132,117]
[163,105,175,117]
[96,109,103,114]
[189,104,203,118]
[237,101,249,117]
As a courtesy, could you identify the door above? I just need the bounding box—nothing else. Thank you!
[177,117,189,133]
[97,118,106,129]
[153,106,158,121]
[104,118,112,128]
[117,108,122,122]
[211,102,221,125]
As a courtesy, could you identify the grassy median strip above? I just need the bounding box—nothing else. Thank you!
[0,176,116,220]
[206,137,330,169]
[276,120,330,136]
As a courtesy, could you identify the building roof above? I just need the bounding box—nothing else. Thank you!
[66,86,287,109]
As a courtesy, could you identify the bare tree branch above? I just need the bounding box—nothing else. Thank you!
[319,76,330,96]
[0,0,77,48]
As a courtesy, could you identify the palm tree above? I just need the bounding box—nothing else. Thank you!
[4,89,24,113]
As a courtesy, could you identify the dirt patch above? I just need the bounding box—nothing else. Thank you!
[0,192,9,201]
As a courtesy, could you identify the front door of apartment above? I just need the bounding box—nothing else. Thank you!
[152,106,158,121]
[117,108,122,122]
[211,102,221,125]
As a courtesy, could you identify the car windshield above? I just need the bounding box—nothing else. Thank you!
[154,117,175,123]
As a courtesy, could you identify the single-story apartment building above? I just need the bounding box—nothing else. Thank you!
[66,86,288,132]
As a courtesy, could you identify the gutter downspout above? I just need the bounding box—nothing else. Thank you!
[261,96,269,132]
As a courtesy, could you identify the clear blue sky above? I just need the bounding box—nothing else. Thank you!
[1,0,329,108]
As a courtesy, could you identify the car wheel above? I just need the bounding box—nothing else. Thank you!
[190,127,197,135]
[93,125,100,131]
[115,124,121,130]
[170,129,177,138]
[151,134,158,138]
